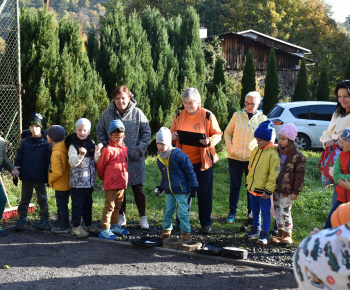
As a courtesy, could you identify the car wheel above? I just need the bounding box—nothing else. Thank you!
[295,133,310,151]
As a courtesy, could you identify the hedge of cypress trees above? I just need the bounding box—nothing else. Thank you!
[292,59,309,102]
[240,49,256,109]
[316,63,330,101]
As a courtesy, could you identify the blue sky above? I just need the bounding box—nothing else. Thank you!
[325,0,350,22]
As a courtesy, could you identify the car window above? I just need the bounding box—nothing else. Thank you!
[289,106,310,119]
[310,105,336,121]
[267,105,284,118]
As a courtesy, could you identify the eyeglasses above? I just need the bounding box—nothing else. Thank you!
[245,102,256,107]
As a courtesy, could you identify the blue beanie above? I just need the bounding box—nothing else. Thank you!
[254,120,274,141]
[109,119,125,134]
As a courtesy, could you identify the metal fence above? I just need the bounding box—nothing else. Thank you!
[0,0,21,164]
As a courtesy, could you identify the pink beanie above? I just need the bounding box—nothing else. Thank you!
[279,123,298,141]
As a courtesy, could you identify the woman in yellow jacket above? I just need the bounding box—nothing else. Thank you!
[224,91,266,225]
[46,125,70,234]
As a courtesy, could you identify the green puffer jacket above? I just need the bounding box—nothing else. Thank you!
[246,145,280,195]
[0,136,15,172]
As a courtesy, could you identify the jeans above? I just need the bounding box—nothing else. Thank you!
[119,183,146,217]
[250,193,271,232]
[71,187,93,227]
[0,184,6,220]
[163,193,191,234]
[18,181,48,219]
[324,200,343,229]
[55,190,70,228]
[193,163,214,227]
[228,158,251,217]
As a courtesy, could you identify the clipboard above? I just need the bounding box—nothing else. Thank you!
[177,130,206,147]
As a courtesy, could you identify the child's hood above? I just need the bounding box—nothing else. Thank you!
[52,140,68,154]
[64,133,93,148]
[21,128,47,140]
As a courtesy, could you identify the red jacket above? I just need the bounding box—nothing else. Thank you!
[335,151,350,203]
[97,140,128,190]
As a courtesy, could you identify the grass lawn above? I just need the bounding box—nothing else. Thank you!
[3,150,331,245]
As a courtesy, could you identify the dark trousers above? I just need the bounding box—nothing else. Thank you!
[228,158,251,217]
[71,188,93,227]
[18,180,48,219]
[55,190,70,228]
[324,200,343,229]
[120,184,146,217]
[0,184,6,220]
[193,163,214,227]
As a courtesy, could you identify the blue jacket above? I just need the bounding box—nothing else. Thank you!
[15,131,49,183]
[157,147,198,194]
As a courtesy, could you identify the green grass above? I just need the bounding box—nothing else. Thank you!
[3,150,331,245]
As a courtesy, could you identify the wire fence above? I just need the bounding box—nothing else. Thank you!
[0,0,21,166]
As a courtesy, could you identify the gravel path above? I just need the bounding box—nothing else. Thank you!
[0,226,298,290]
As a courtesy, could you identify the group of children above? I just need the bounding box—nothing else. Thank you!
[0,110,314,246]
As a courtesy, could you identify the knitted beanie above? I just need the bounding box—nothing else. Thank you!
[341,126,350,142]
[156,127,172,147]
[279,123,298,141]
[109,119,125,134]
[254,120,274,141]
[75,118,91,133]
[331,202,350,228]
[46,125,66,143]
[29,113,44,128]
[293,222,350,290]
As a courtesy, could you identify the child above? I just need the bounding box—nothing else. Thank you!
[324,126,350,229]
[244,120,280,245]
[0,136,20,236]
[14,113,50,231]
[155,127,198,240]
[47,125,71,234]
[97,120,129,240]
[65,118,100,238]
[270,123,306,244]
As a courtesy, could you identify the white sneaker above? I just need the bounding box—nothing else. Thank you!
[118,214,126,226]
[140,216,149,229]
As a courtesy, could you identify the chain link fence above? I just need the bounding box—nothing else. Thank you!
[0,0,21,164]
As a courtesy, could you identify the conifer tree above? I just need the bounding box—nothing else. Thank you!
[263,47,279,115]
[316,63,330,101]
[240,49,256,109]
[345,58,350,80]
[212,57,226,95]
[292,59,309,102]
[205,86,228,130]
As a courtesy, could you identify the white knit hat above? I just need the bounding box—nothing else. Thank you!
[156,127,172,147]
[75,118,91,133]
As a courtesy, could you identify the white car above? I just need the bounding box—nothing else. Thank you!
[267,101,337,150]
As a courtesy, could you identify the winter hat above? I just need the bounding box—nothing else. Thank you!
[331,202,350,228]
[279,123,298,141]
[29,113,44,128]
[156,127,172,148]
[46,125,66,143]
[341,126,350,142]
[254,120,274,141]
[75,118,91,133]
[109,119,125,134]
[293,222,350,290]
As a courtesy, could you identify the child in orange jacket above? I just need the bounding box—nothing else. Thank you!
[97,120,129,240]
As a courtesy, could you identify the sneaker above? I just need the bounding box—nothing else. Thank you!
[84,225,101,235]
[244,226,260,239]
[51,225,71,234]
[35,218,49,230]
[0,224,6,237]
[201,225,212,235]
[182,233,190,240]
[160,230,171,239]
[226,213,235,223]
[71,225,89,238]
[98,229,117,240]
[15,217,26,231]
[111,224,129,236]
[256,230,271,245]
[140,216,149,230]
[118,214,127,226]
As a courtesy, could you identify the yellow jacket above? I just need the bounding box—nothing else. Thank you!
[246,145,280,196]
[48,141,70,191]
[224,110,266,161]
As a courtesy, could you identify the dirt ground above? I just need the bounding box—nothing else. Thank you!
[0,227,298,290]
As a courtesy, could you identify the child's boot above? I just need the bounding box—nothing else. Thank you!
[98,229,117,240]
[240,217,253,232]
[160,230,171,239]
[84,225,101,235]
[111,224,129,236]
[182,233,190,240]
[15,216,26,231]
[256,230,270,245]
[279,231,293,244]
[71,225,89,238]
[271,220,278,236]
[0,221,6,237]
[244,226,260,239]
[270,229,284,243]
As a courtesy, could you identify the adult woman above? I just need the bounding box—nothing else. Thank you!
[170,88,222,234]
[321,80,350,204]
[97,86,151,229]
[224,91,266,225]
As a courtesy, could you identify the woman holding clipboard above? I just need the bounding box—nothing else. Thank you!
[170,88,222,235]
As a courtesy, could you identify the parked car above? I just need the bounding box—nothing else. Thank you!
[267,101,337,150]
